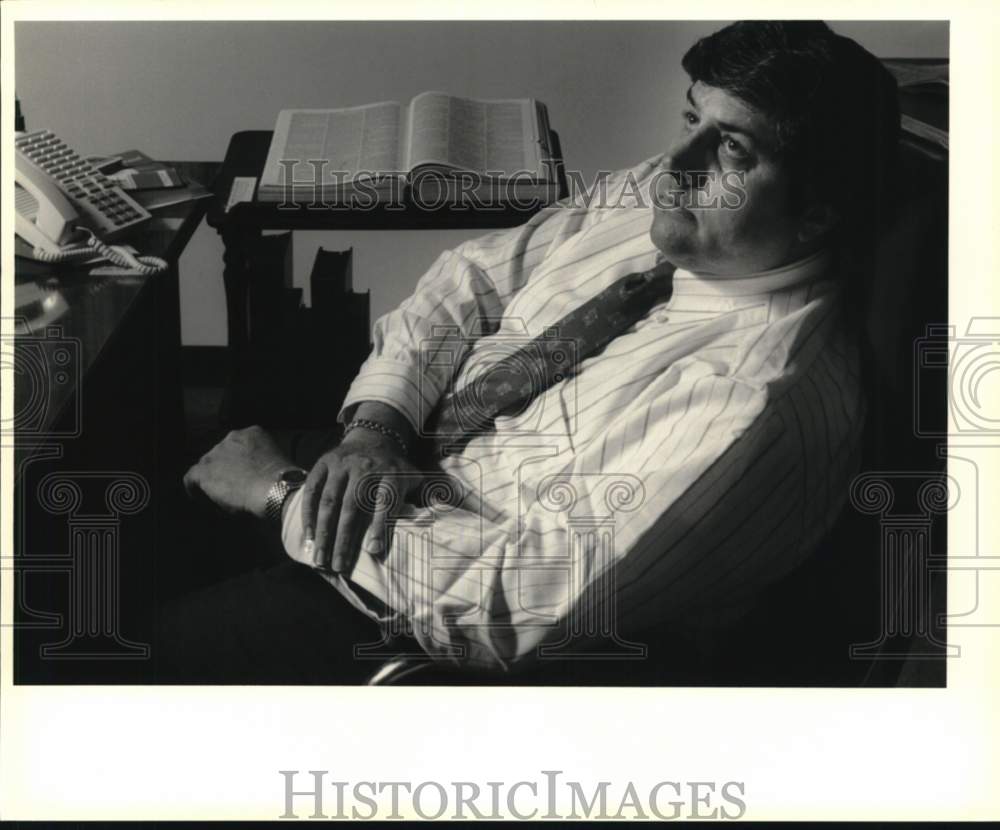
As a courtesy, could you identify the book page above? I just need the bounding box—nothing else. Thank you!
[262,102,402,187]
[407,92,543,178]
[406,92,451,170]
[482,99,533,173]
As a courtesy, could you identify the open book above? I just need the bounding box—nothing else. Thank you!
[258,92,558,205]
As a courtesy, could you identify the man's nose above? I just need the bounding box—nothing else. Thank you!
[663,131,706,180]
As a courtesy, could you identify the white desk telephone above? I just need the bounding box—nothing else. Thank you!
[15,129,167,275]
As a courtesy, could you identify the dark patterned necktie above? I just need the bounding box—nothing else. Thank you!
[421,258,675,459]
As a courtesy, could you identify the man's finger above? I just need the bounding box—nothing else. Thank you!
[403,470,426,505]
[354,474,394,564]
[367,503,390,561]
[300,462,329,542]
[331,473,368,574]
[313,470,348,571]
[182,465,200,499]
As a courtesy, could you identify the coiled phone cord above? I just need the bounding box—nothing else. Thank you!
[30,226,168,276]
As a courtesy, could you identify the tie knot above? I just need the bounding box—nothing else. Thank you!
[621,271,649,296]
[621,262,673,300]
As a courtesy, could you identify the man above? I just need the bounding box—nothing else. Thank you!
[172,21,899,680]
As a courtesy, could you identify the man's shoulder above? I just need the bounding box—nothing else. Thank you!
[730,285,862,405]
[745,298,865,439]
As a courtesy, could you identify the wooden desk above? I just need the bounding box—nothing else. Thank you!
[14,164,216,449]
[10,162,217,683]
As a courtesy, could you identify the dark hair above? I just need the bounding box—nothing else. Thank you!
[684,22,903,446]
[682,21,901,245]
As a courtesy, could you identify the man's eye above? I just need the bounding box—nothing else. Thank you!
[720,136,749,159]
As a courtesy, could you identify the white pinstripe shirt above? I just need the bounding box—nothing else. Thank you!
[282,155,866,670]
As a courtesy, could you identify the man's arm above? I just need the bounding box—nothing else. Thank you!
[297,156,675,571]
[335,205,609,437]
[334,154,668,436]
[296,215,577,573]
[287,329,865,670]
[296,158,677,573]
[183,426,297,519]
[350,401,415,448]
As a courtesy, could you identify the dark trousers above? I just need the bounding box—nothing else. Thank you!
[155,428,388,684]
[156,428,868,687]
[156,557,385,684]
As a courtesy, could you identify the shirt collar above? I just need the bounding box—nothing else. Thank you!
[665,248,832,297]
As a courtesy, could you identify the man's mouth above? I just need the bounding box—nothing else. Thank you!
[658,200,696,221]
[653,182,696,218]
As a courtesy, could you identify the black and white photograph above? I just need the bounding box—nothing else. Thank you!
[2,1,997,822]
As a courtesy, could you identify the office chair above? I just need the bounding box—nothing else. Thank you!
[363,129,950,687]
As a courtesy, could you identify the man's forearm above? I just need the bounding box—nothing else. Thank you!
[348,400,416,454]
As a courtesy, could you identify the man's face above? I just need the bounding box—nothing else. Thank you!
[650,81,807,276]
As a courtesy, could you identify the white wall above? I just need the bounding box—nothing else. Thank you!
[14,20,948,345]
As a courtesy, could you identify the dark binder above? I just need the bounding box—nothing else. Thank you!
[223,245,372,430]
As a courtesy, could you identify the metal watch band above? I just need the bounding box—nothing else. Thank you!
[264,469,307,524]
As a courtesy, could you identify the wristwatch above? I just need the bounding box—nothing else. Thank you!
[264,468,307,524]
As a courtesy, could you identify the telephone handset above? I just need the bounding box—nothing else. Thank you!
[15,156,84,254]
[14,129,167,275]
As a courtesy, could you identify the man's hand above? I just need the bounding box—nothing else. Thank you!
[302,425,422,575]
[183,425,294,519]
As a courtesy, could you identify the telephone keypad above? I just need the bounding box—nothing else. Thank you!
[15,129,151,239]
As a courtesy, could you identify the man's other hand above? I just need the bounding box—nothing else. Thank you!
[183,425,294,519]
[302,427,422,575]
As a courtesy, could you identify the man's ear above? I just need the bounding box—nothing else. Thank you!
[797,203,839,245]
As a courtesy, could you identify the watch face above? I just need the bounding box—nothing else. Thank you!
[281,469,308,485]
